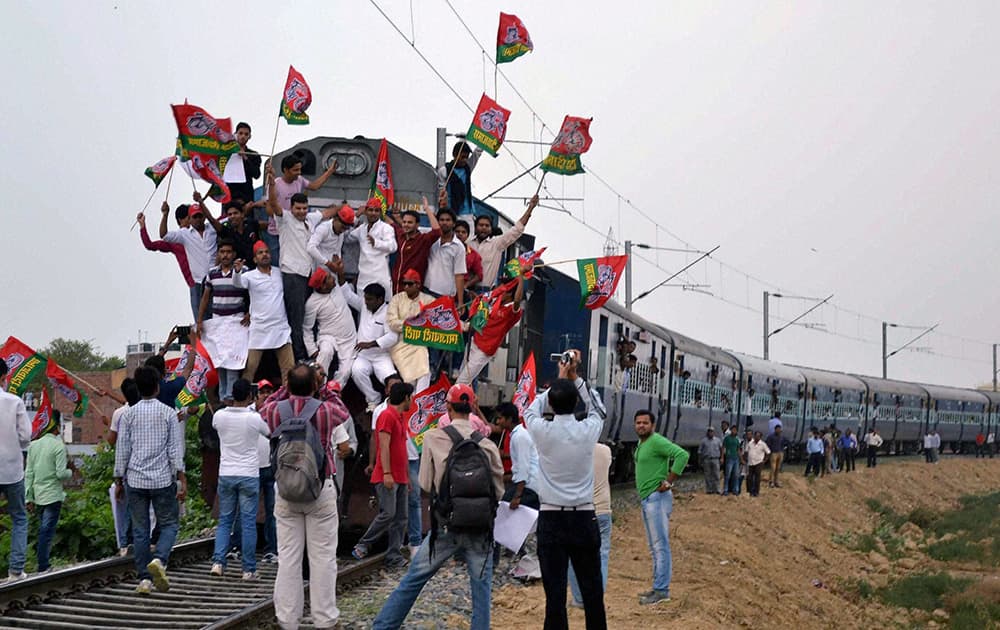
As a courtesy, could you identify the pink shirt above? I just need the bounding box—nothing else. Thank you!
[438,413,491,438]
[269,175,310,235]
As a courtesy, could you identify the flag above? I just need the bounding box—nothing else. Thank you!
[45,360,89,418]
[466,94,511,157]
[165,340,218,409]
[31,388,55,440]
[541,116,594,175]
[369,138,394,212]
[578,255,628,310]
[468,294,491,333]
[505,247,546,279]
[402,296,465,352]
[496,13,533,64]
[0,336,47,396]
[187,151,231,203]
[279,65,312,125]
[511,353,537,417]
[144,156,176,187]
[404,374,451,453]
[172,103,239,157]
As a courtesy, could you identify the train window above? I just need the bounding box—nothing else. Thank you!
[322,151,369,177]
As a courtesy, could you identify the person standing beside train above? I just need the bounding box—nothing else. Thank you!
[0,359,32,582]
[765,425,788,488]
[698,428,722,494]
[864,428,883,468]
[721,425,742,496]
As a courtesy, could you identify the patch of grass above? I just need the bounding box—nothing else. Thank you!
[877,572,971,611]
[866,497,906,528]
[906,505,937,529]
[830,530,878,554]
[927,538,980,563]
[949,600,1000,630]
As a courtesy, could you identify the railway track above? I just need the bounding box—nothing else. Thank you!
[0,538,386,629]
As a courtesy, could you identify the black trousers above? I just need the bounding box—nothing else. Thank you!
[747,463,764,496]
[866,446,878,467]
[537,510,606,630]
[804,453,824,477]
[842,449,856,472]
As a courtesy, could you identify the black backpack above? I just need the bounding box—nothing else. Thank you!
[270,399,325,502]
[432,425,497,535]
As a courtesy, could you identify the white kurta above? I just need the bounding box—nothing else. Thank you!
[234,267,291,349]
[349,220,396,296]
[303,284,358,385]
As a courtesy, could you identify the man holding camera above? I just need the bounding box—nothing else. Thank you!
[524,350,608,630]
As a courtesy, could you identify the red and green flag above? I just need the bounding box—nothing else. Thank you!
[466,94,511,157]
[0,336,47,396]
[45,360,89,418]
[578,255,628,310]
[172,103,239,157]
[369,138,394,212]
[511,352,537,417]
[279,65,312,125]
[468,278,518,333]
[31,388,55,440]
[541,116,594,175]
[144,156,176,187]
[496,13,533,64]
[404,374,451,453]
[402,296,465,353]
[165,340,218,409]
[505,247,546,279]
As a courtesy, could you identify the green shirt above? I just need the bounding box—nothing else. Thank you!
[722,434,741,459]
[635,433,690,500]
[25,433,71,505]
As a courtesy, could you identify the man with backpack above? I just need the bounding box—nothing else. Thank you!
[523,349,608,630]
[352,382,414,568]
[258,364,349,630]
[372,384,503,630]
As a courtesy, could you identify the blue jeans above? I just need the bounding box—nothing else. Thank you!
[641,489,673,594]
[568,512,612,605]
[1,480,27,574]
[357,482,407,564]
[260,466,277,554]
[36,501,62,572]
[212,476,259,572]
[407,459,422,547]
[217,369,240,402]
[189,283,206,322]
[373,530,493,630]
[127,483,180,581]
[723,458,740,495]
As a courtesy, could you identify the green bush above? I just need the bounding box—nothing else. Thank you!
[878,572,971,611]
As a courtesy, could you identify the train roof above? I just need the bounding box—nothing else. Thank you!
[658,325,741,368]
[851,375,929,398]
[977,390,1000,406]
[916,382,989,405]
[728,352,805,383]
[792,365,868,392]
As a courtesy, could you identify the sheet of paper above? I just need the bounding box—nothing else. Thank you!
[201,316,250,370]
[494,500,539,553]
[223,152,246,183]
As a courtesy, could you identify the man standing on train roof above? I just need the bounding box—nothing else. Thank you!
[302,260,358,387]
[233,241,295,383]
[349,197,397,300]
[224,122,263,211]
[423,208,466,303]
[386,196,440,293]
[698,427,722,494]
[386,269,435,393]
[260,152,339,264]
[437,140,482,216]
[160,200,217,320]
[308,203,356,269]
[633,409,689,605]
[467,194,539,289]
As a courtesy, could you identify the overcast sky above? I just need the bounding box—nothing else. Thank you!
[3,1,998,388]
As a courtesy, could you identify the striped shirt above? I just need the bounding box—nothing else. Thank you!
[113,398,185,490]
[205,265,249,317]
[260,394,349,475]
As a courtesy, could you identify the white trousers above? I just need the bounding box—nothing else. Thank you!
[274,480,339,630]
[457,339,492,385]
[315,336,357,387]
[412,373,430,394]
[351,352,398,403]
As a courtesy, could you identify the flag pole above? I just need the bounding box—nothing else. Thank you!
[266,115,281,198]
[481,160,542,201]
[533,171,547,197]
[164,164,175,201]
[138,187,158,213]
[529,258,577,269]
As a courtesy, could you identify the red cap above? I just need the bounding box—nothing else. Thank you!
[365,197,383,209]
[447,384,477,405]
[337,204,356,224]
[256,379,274,390]
[187,204,204,218]
[402,269,421,284]
[327,381,342,392]
[308,267,328,290]
[253,240,269,254]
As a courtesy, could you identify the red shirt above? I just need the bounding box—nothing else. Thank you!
[372,405,410,484]
[473,301,522,356]
[465,246,483,286]
[391,224,441,293]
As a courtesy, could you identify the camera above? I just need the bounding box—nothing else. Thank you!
[549,351,573,364]
[176,325,191,345]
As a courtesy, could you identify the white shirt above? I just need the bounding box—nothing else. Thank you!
[234,267,292,349]
[110,404,129,433]
[524,377,608,506]
[865,432,884,447]
[924,434,933,448]
[349,220,396,289]
[592,443,612,516]
[163,223,218,285]
[213,406,270,477]
[0,391,32,484]
[303,284,357,355]
[930,433,941,448]
[256,433,270,469]
[424,237,467,296]
[509,423,539,489]
[745,439,771,466]
[307,220,347,266]
[467,219,525,287]
[344,291,398,359]
[275,211,323,277]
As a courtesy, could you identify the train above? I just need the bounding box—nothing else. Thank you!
[264,135,998,518]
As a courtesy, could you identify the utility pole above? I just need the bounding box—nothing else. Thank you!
[435,127,447,171]
[763,291,770,360]
[625,240,633,310]
[993,343,997,392]
[882,322,888,379]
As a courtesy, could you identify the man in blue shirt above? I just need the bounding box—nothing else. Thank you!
[524,349,608,630]
[804,428,824,478]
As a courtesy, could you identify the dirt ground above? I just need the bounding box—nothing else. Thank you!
[492,458,1000,629]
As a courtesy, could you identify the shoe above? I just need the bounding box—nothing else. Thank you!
[262,552,278,564]
[638,589,656,598]
[135,579,153,594]
[351,545,368,561]
[210,563,224,576]
[147,558,169,592]
[226,549,241,561]
[639,590,671,605]
[569,600,584,609]
[242,571,259,581]
[118,547,129,557]
[408,545,420,558]
[6,571,27,583]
